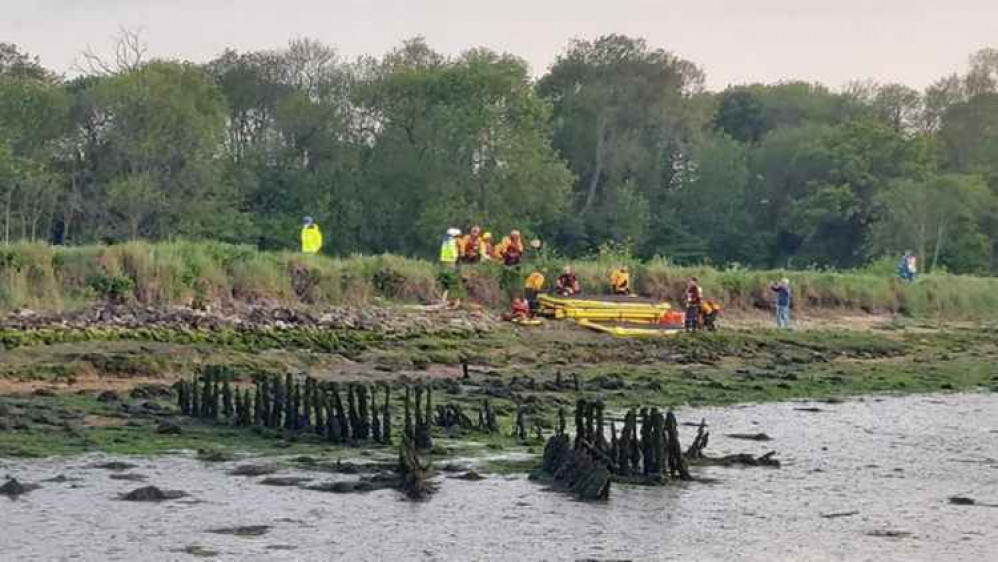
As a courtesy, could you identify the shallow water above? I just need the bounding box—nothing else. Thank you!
[3,393,997,561]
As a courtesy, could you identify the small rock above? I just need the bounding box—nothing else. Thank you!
[306,481,359,494]
[96,390,120,403]
[453,470,486,481]
[130,384,172,400]
[206,525,271,537]
[174,545,219,558]
[726,433,773,442]
[259,476,312,487]
[32,388,57,397]
[196,449,235,463]
[948,496,976,506]
[119,485,188,501]
[41,474,80,483]
[89,461,138,471]
[0,478,41,498]
[867,529,912,539]
[109,473,148,482]
[156,421,182,435]
[228,463,278,477]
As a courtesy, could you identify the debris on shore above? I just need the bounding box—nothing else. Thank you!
[119,485,188,501]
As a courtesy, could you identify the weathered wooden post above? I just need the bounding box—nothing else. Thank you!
[371,390,382,443]
[403,386,414,442]
[283,374,295,430]
[514,406,527,441]
[414,385,433,451]
[331,383,348,442]
[272,375,285,428]
[191,376,202,419]
[325,392,339,442]
[312,383,324,435]
[382,384,392,445]
[424,386,433,429]
[574,398,585,449]
[347,384,360,441]
[222,380,234,419]
[665,411,692,481]
[177,381,190,416]
[199,373,212,418]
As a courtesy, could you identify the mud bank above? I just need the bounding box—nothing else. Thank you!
[2,393,996,561]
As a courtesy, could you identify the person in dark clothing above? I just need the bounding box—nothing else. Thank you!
[770,277,792,329]
[685,277,703,332]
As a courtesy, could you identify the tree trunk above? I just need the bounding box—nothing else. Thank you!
[582,115,607,213]
[931,220,946,273]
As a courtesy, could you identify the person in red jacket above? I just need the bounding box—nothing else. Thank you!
[556,266,581,297]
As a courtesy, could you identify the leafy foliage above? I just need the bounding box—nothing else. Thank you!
[0,37,996,274]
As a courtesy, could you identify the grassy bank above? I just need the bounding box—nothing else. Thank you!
[2,241,998,318]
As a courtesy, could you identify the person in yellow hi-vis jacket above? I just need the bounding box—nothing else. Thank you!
[301,216,323,254]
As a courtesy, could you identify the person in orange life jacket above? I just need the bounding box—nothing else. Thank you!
[685,277,703,332]
[482,232,497,261]
[556,266,581,297]
[500,230,525,266]
[459,226,485,264]
[523,271,546,313]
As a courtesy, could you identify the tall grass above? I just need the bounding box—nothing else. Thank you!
[1,241,996,319]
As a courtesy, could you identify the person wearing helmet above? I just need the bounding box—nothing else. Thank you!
[440,228,460,266]
[482,232,496,261]
[685,277,703,332]
[459,226,485,264]
[500,230,525,266]
[609,266,631,295]
[556,266,581,297]
[524,270,546,312]
[301,217,323,254]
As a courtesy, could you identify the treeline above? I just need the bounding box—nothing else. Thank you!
[1,36,997,273]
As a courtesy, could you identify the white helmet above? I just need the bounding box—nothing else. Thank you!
[447,228,461,236]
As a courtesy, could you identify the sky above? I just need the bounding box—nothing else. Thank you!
[2,0,995,91]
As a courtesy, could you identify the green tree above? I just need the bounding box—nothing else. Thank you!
[90,61,238,240]
[868,174,993,272]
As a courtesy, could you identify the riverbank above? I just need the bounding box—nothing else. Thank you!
[1,302,995,460]
[4,241,998,318]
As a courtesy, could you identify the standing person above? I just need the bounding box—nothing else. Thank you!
[770,277,792,329]
[684,277,703,332]
[482,232,495,261]
[439,228,460,266]
[897,251,917,283]
[301,217,323,254]
[500,230,525,266]
[905,252,917,282]
[460,226,485,264]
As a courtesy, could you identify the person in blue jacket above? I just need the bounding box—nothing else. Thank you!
[770,277,792,329]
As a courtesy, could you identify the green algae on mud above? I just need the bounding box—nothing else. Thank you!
[1,323,996,461]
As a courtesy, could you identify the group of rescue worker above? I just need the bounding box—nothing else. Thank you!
[298,217,730,332]
[439,227,530,267]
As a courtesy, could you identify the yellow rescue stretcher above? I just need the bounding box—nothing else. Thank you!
[538,294,671,311]
[577,319,682,338]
